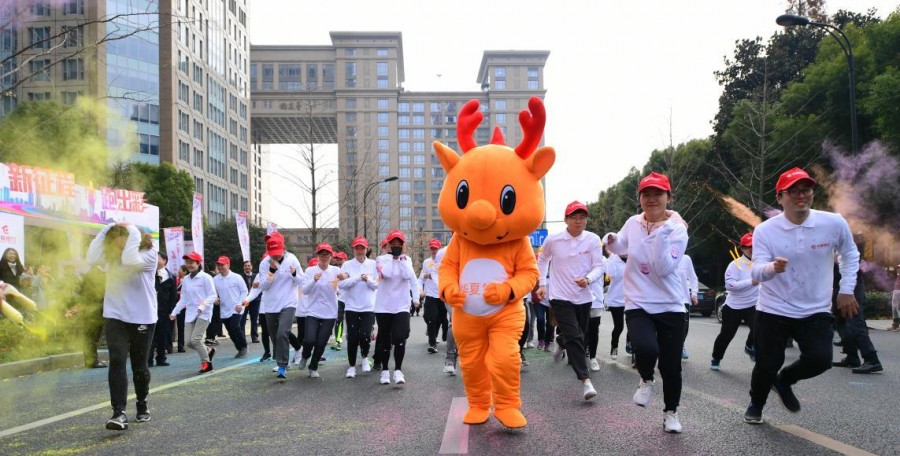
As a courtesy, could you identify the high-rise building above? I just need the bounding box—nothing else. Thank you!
[251,32,548,254]
[0,0,254,226]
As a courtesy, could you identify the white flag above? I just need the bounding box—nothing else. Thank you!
[191,193,204,262]
[236,211,250,262]
[163,227,184,275]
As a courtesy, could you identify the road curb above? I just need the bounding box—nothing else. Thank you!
[0,350,109,381]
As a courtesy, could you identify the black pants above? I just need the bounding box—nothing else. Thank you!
[750,311,833,407]
[259,310,271,355]
[345,310,375,366]
[550,300,591,380]
[712,305,755,361]
[518,300,533,349]
[375,312,410,371]
[303,317,335,371]
[609,307,625,349]
[81,310,105,365]
[834,303,879,364]
[242,299,260,341]
[148,315,171,363]
[224,313,248,351]
[176,310,186,350]
[334,301,345,343]
[424,296,448,347]
[105,319,154,413]
[683,303,691,342]
[206,305,223,340]
[626,309,685,412]
[587,315,602,359]
[534,303,548,342]
[291,316,305,351]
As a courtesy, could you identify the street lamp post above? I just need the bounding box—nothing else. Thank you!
[776,13,858,153]
[362,176,398,242]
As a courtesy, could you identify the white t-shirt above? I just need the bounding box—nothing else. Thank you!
[256,253,305,313]
[538,230,606,304]
[723,256,758,310]
[374,254,419,314]
[677,254,699,305]
[301,265,341,319]
[419,256,440,298]
[214,271,249,319]
[172,271,217,323]
[604,254,625,308]
[86,224,158,325]
[339,257,378,312]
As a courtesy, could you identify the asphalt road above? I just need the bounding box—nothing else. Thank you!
[1,312,898,455]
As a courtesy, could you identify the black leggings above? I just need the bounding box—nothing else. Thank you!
[424,296,448,347]
[375,312,410,371]
[105,319,154,413]
[609,306,625,349]
[626,309,685,412]
[712,305,755,361]
[345,311,375,366]
[302,317,335,371]
[259,311,271,355]
[587,315,602,359]
[518,300,533,349]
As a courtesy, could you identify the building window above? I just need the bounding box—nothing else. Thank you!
[179,110,189,132]
[306,64,318,89]
[378,152,389,164]
[379,166,389,177]
[139,134,160,156]
[399,181,410,192]
[414,193,426,204]
[278,64,301,90]
[376,62,388,88]
[399,142,410,153]
[378,139,389,151]
[399,155,410,165]
[377,48,388,56]
[413,154,425,165]
[345,98,356,109]
[178,140,190,162]
[31,2,50,16]
[28,27,51,49]
[377,112,389,123]
[495,80,506,90]
[413,167,424,178]
[345,62,357,88]
[377,126,389,137]
[413,114,424,125]
[399,194,410,204]
[240,149,247,166]
[62,58,84,80]
[193,120,203,140]
[399,129,409,140]
[413,103,424,113]
[344,48,356,56]
[398,114,409,125]
[399,168,409,178]
[261,63,273,90]
[495,100,506,110]
[194,148,204,168]
[345,112,356,122]
[62,26,83,47]
[323,64,334,90]
[398,102,409,112]
[496,113,506,124]
[28,92,51,101]
[413,142,425,152]
[29,59,51,81]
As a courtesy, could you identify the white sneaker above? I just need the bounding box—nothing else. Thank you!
[633,379,654,407]
[346,366,356,378]
[610,348,618,360]
[297,357,308,370]
[360,357,372,373]
[663,411,683,433]
[583,380,597,401]
[393,370,405,384]
[380,370,391,385]
[443,360,457,376]
[553,344,566,362]
[272,364,290,372]
[309,369,320,378]
[292,351,303,365]
[590,358,601,372]
[525,341,535,349]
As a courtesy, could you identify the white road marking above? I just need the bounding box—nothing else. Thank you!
[0,359,257,439]
[438,397,470,455]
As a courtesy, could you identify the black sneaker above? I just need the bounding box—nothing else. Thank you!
[260,353,271,362]
[832,357,861,368]
[208,347,216,361]
[851,362,883,374]
[427,346,438,354]
[177,347,186,353]
[771,376,801,412]
[198,362,214,374]
[744,403,763,424]
[105,411,128,430]
[157,361,170,367]
[136,402,151,422]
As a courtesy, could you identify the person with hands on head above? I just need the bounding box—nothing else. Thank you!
[744,167,860,425]
[213,256,249,358]
[169,252,218,374]
[605,172,690,434]
[373,230,419,385]
[296,243,342,378]
[536,201,606,401]
[86,223,158,431]
[338,236,378,378]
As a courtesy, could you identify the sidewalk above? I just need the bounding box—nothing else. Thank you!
[866,319,897,331]
[0,349,109,381]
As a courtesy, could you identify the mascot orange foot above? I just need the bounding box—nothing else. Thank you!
[436,97,555,430]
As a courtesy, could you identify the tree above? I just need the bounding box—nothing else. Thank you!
[108,161,193,229]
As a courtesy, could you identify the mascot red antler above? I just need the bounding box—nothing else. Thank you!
[435,97,555,429]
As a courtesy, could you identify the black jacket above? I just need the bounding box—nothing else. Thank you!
[156,269,179,318]
[0,258,24,288]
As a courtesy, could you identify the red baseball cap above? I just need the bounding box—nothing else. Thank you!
[352,236,369,248]
[308,257,318,267]
[638,172,671,193]
[183,252,202,263]
[775,167,817,193]
[216,256,230,265]
[740,233,753,247]
[315,243,334,255]
[386,229,406,244]
[564,201,588,217]
[429,239,442,249]
[266,232,285,257]
[334,252,348,260]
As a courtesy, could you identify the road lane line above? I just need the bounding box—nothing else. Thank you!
[438,397,470,455]
[0,358,258,439]
[599,358,876,456]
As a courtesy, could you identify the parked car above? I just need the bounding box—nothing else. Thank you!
[692,281,718,317]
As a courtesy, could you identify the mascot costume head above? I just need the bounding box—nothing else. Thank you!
[434,97,555,429]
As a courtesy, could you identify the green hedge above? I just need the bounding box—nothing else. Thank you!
[864,291,892,319]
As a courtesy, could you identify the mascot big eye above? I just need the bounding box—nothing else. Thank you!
[435,97,555,429]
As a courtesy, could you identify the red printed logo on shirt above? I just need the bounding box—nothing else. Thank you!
[670,247,680,258]
[811,243,830,250]
[639,263,650,275]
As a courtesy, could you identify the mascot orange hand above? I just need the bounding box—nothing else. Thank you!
[483,282,512,305]
[443,284,467,308]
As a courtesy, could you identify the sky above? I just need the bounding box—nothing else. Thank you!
[248,0,899,233]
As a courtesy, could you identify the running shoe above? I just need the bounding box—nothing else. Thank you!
[633,379,654,407]
[346,366,357,378]
[393,370,405,384]
[380,370,391,385]
[663,411,682,433]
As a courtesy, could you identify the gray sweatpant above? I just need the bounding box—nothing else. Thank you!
[266,307,297,367]
[184,318,211,363]
[444,303,457,362]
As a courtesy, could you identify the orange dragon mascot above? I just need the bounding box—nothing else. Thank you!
[435,97,554,429]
